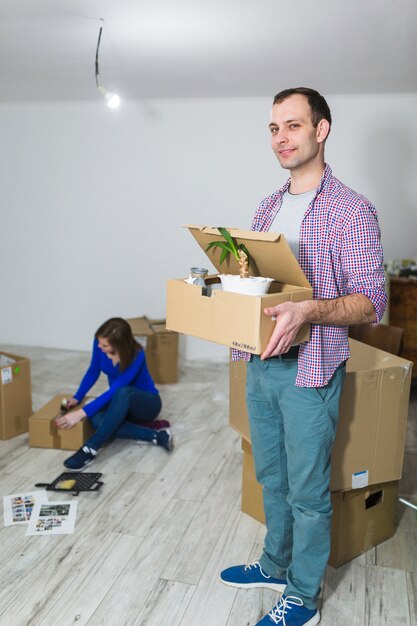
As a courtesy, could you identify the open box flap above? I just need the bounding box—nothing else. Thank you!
[186,225,311,289]
[347,338,413,372]
[126,317,154,337]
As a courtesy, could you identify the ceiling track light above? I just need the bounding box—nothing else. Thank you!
[95,19,120,109]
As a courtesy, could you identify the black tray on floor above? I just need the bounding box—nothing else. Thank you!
[35,472,103,496]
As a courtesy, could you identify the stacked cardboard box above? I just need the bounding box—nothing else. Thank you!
[0,351,32,439]
[330,481,399,567]
[29,394,94,451]
[241,438,400,568]
[231,340,412,567]
[126,317,179,384]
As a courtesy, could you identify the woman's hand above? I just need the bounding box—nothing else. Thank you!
[65,397,79,409]
[55,408,86,430]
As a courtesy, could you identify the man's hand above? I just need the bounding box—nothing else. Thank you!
[261,301,307,360]
[55,408,86,430]
[260,294,377,360]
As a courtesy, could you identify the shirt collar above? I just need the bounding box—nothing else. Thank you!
[278,163,332,197]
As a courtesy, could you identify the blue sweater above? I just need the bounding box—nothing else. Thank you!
[74,339,158,418]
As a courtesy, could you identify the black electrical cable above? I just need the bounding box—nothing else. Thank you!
[95,21,104,87]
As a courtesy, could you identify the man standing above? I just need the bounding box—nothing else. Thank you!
[220,88,386,625]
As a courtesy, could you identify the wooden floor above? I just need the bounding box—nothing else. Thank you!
[1,345,417,626]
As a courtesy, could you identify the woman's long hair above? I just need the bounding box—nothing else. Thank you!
[95,318,142,372]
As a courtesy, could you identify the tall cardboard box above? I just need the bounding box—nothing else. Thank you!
[0,351,32,439]
[241,439,398,567]
[126,317,179,384]
[29,394,94,451]
[230,339,413,491]
[166,226,312,354]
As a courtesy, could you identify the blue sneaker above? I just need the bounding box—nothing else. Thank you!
[64,445,97,470]
[152,429,173,452]
[256,595,320,625]
[220,561,286,592]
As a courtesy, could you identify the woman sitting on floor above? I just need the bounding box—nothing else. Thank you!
[56,317,172,470]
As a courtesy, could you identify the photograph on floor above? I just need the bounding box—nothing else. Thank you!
[3,491,48,526]
[26,501,78,536]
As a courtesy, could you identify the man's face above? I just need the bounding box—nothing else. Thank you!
[269,94,325,172]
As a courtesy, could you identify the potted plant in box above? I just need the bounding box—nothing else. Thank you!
[206,227,274,295]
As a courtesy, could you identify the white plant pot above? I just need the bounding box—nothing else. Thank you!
[218,274,274,296]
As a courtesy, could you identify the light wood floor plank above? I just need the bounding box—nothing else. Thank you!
[74,471,155,537]
[3,533,141,626]
[178,506,261,626]
[321,560,366,625]
[375,528,416,572]
[0,532,64,618]
[0,437,64,480]
[173,428,239,503]
[365,565,410,625]
[113,437,211,538]
[406,571,417,624]
[87,498,200,625]
[227,588,278,626]
[163,449,243,585]
[132,578,196,626]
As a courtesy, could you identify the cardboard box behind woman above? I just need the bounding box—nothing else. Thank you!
[127,317,179,384]
[0,351,32,439]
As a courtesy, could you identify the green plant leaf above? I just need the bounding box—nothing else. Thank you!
[206,240,226,251]
[219,248,228,265]
[206,228,250,266]
[206,240,233,253]
[218,228,238,256]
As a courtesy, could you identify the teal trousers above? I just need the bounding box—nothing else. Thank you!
[246,355,346,609]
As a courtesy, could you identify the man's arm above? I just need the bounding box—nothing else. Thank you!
[260,294,375,360]
[301,293,376,325]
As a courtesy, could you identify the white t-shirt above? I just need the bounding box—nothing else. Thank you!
[270,188,316,260]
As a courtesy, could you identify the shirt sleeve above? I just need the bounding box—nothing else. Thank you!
[341,203,387,323]
[74,339,102,402]
[82,350,146,418]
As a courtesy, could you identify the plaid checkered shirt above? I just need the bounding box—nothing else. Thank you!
[232,164,387,387]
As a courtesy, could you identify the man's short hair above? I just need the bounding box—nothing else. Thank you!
[273,87,332,129]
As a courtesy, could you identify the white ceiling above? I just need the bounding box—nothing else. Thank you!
[1,0,416,103]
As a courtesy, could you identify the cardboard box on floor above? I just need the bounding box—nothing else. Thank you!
[166,226,312,354]
[230,339,413,491]
[241,438,398,567]
[29,394,94,451]
[0,351,32,440]
[329,479,399,567]
[126,317,179,384]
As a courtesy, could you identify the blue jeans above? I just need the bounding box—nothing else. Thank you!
[85,386,162,451]
[246,355,346,610]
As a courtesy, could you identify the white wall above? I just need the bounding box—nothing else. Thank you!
[1,93,416,359]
